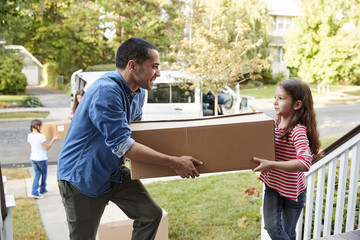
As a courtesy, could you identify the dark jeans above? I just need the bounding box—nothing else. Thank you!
[263,185,306,240]
[58,167,162,240]
[31,160,47,195]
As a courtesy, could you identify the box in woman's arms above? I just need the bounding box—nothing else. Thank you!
[41,120,71,140]
[129,112,275,179]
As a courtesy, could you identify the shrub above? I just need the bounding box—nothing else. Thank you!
[44,62,59,87]
[0,48,27,94]
[260,69,274,84]
[20,96,43,108]
[0,102,9,108]
[273,71,287,83]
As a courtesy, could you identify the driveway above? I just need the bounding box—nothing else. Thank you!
[26,86,71,108]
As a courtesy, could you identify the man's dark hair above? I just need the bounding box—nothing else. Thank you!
[116,37,157,69]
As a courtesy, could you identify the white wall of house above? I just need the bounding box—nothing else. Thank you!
[264,0,300,78]
[4,45,43,86]
[22,55,41,85]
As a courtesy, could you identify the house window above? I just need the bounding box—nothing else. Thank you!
[277,48,283,62]
[285,17,293,30]
[277,17,284,30]
[273,16,293,32]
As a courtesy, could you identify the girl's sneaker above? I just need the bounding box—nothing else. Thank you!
[40,190,49,194]
[31,194,44,199]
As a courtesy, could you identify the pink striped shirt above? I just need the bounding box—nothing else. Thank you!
[259,120,312,201]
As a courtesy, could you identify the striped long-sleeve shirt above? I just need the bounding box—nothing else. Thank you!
[259,120,312,201]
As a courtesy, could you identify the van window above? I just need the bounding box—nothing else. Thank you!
[171,85,194,103]
[147,83,195,104]
[148,83,170,103]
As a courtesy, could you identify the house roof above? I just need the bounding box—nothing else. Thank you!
[263,0,301,17]
[4,45,43,67]
[268,36,286,47]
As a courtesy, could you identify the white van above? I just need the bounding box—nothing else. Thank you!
[70,69,255,120]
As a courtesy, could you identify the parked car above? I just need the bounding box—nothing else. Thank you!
[70,69,256,120]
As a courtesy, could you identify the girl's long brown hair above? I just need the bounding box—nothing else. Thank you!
[72,89,85,113]
[30,119,42,133]
[277,78,320,157]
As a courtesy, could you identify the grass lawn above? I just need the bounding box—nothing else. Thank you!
[146,171,263,240]
[2,168,30,180]
[328,85,360,95]
[0,95,27,104]
[12,198,48,240]
[0,111,49,119]
[240,84,360,99]
[240,85,276,99]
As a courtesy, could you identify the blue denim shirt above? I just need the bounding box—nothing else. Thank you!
[57,70,144,197]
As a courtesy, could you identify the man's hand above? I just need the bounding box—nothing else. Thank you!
[173,156,203,179]
[253,157,274,173]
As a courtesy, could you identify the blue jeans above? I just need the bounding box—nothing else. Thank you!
[263,185,306,240]
[31,160,48,195]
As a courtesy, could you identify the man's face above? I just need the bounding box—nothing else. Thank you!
[134,49,160,91]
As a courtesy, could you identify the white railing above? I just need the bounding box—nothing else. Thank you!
[0,173,15,240]
[261,124,360,240]
[297,128,360,240]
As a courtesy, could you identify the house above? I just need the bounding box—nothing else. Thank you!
[264,0,301,78]
[4,45,43,86]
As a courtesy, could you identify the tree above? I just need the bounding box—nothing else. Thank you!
[4,0,187,86]
[99,0,187,54]
[285,0,360,85]
[0,0,37,43]
[23,0,111,84]
[171,0,270,115]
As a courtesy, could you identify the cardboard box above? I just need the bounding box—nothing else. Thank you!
[129,113,275,179]
[41,120,71,140]
[96,204,168,240]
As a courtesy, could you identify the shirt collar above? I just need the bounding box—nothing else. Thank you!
[113,69,141,99]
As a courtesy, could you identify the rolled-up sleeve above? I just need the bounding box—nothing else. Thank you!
[111,137,135,158]
[88,86,133,157]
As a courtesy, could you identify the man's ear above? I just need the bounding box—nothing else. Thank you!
[128,60,136,72]
[293,100,303,110]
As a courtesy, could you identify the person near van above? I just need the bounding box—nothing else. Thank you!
[68,89,85,120]
[57,37,203,240]
[27,119,60,199]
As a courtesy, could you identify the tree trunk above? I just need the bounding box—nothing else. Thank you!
[214,91,219,116]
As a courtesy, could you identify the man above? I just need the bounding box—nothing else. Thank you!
[57,37,203,240]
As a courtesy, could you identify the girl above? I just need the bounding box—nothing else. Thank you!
[27,119,60,199]
[253,78,320,240]
[69,89,85,120]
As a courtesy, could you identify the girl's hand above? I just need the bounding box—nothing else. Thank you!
[253,157,274,173]
[52,134,61,141]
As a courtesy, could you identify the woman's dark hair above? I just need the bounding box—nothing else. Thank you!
[30,119,42,133]
[72,89,85,113]
[277,78,320,156]
[116,37,157,69]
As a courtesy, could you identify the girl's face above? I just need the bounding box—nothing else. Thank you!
[274,86,295,118]
[76,94,83,103]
